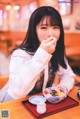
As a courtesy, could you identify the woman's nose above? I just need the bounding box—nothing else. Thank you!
[48,28,54,37]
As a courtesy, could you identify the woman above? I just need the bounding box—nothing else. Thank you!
[0,6,75,102]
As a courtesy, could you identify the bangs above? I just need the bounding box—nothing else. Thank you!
[40,15,59,26]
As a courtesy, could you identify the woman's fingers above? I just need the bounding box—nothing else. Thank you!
[44,36,57,43]
[40,36,57,54]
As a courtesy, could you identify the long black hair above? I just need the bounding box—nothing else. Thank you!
[15,6,67,71]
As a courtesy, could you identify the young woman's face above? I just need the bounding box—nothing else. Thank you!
[36,17,60,43]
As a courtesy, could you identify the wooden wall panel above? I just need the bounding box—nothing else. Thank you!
[64,33,80,57]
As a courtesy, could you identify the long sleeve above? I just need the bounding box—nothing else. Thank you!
[56,57,75,92]
[8,47,52,99]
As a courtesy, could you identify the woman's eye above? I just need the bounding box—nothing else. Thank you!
[41,26,47,29]
[53,26,59,29]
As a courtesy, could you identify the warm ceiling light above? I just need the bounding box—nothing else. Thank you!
[13,5,20,11]
[6,5,11,10]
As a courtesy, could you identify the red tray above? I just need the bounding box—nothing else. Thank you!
[22,96,79,119]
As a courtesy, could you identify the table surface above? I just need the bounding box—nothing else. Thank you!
[0,86,80,119]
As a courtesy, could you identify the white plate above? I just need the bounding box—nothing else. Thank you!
[29,96,46,105]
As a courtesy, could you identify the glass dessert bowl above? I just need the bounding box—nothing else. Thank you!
[43,87,66,103]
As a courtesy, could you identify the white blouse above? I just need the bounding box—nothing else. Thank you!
[2,47,75,99]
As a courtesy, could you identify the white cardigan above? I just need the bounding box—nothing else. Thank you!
[1,47,75,99]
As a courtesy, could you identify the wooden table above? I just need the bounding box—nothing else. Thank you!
[0,86,80,119]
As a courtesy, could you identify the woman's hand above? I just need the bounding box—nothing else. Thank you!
[40,36,57,54]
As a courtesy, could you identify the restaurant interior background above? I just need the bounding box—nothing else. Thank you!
[0,0,80,87]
